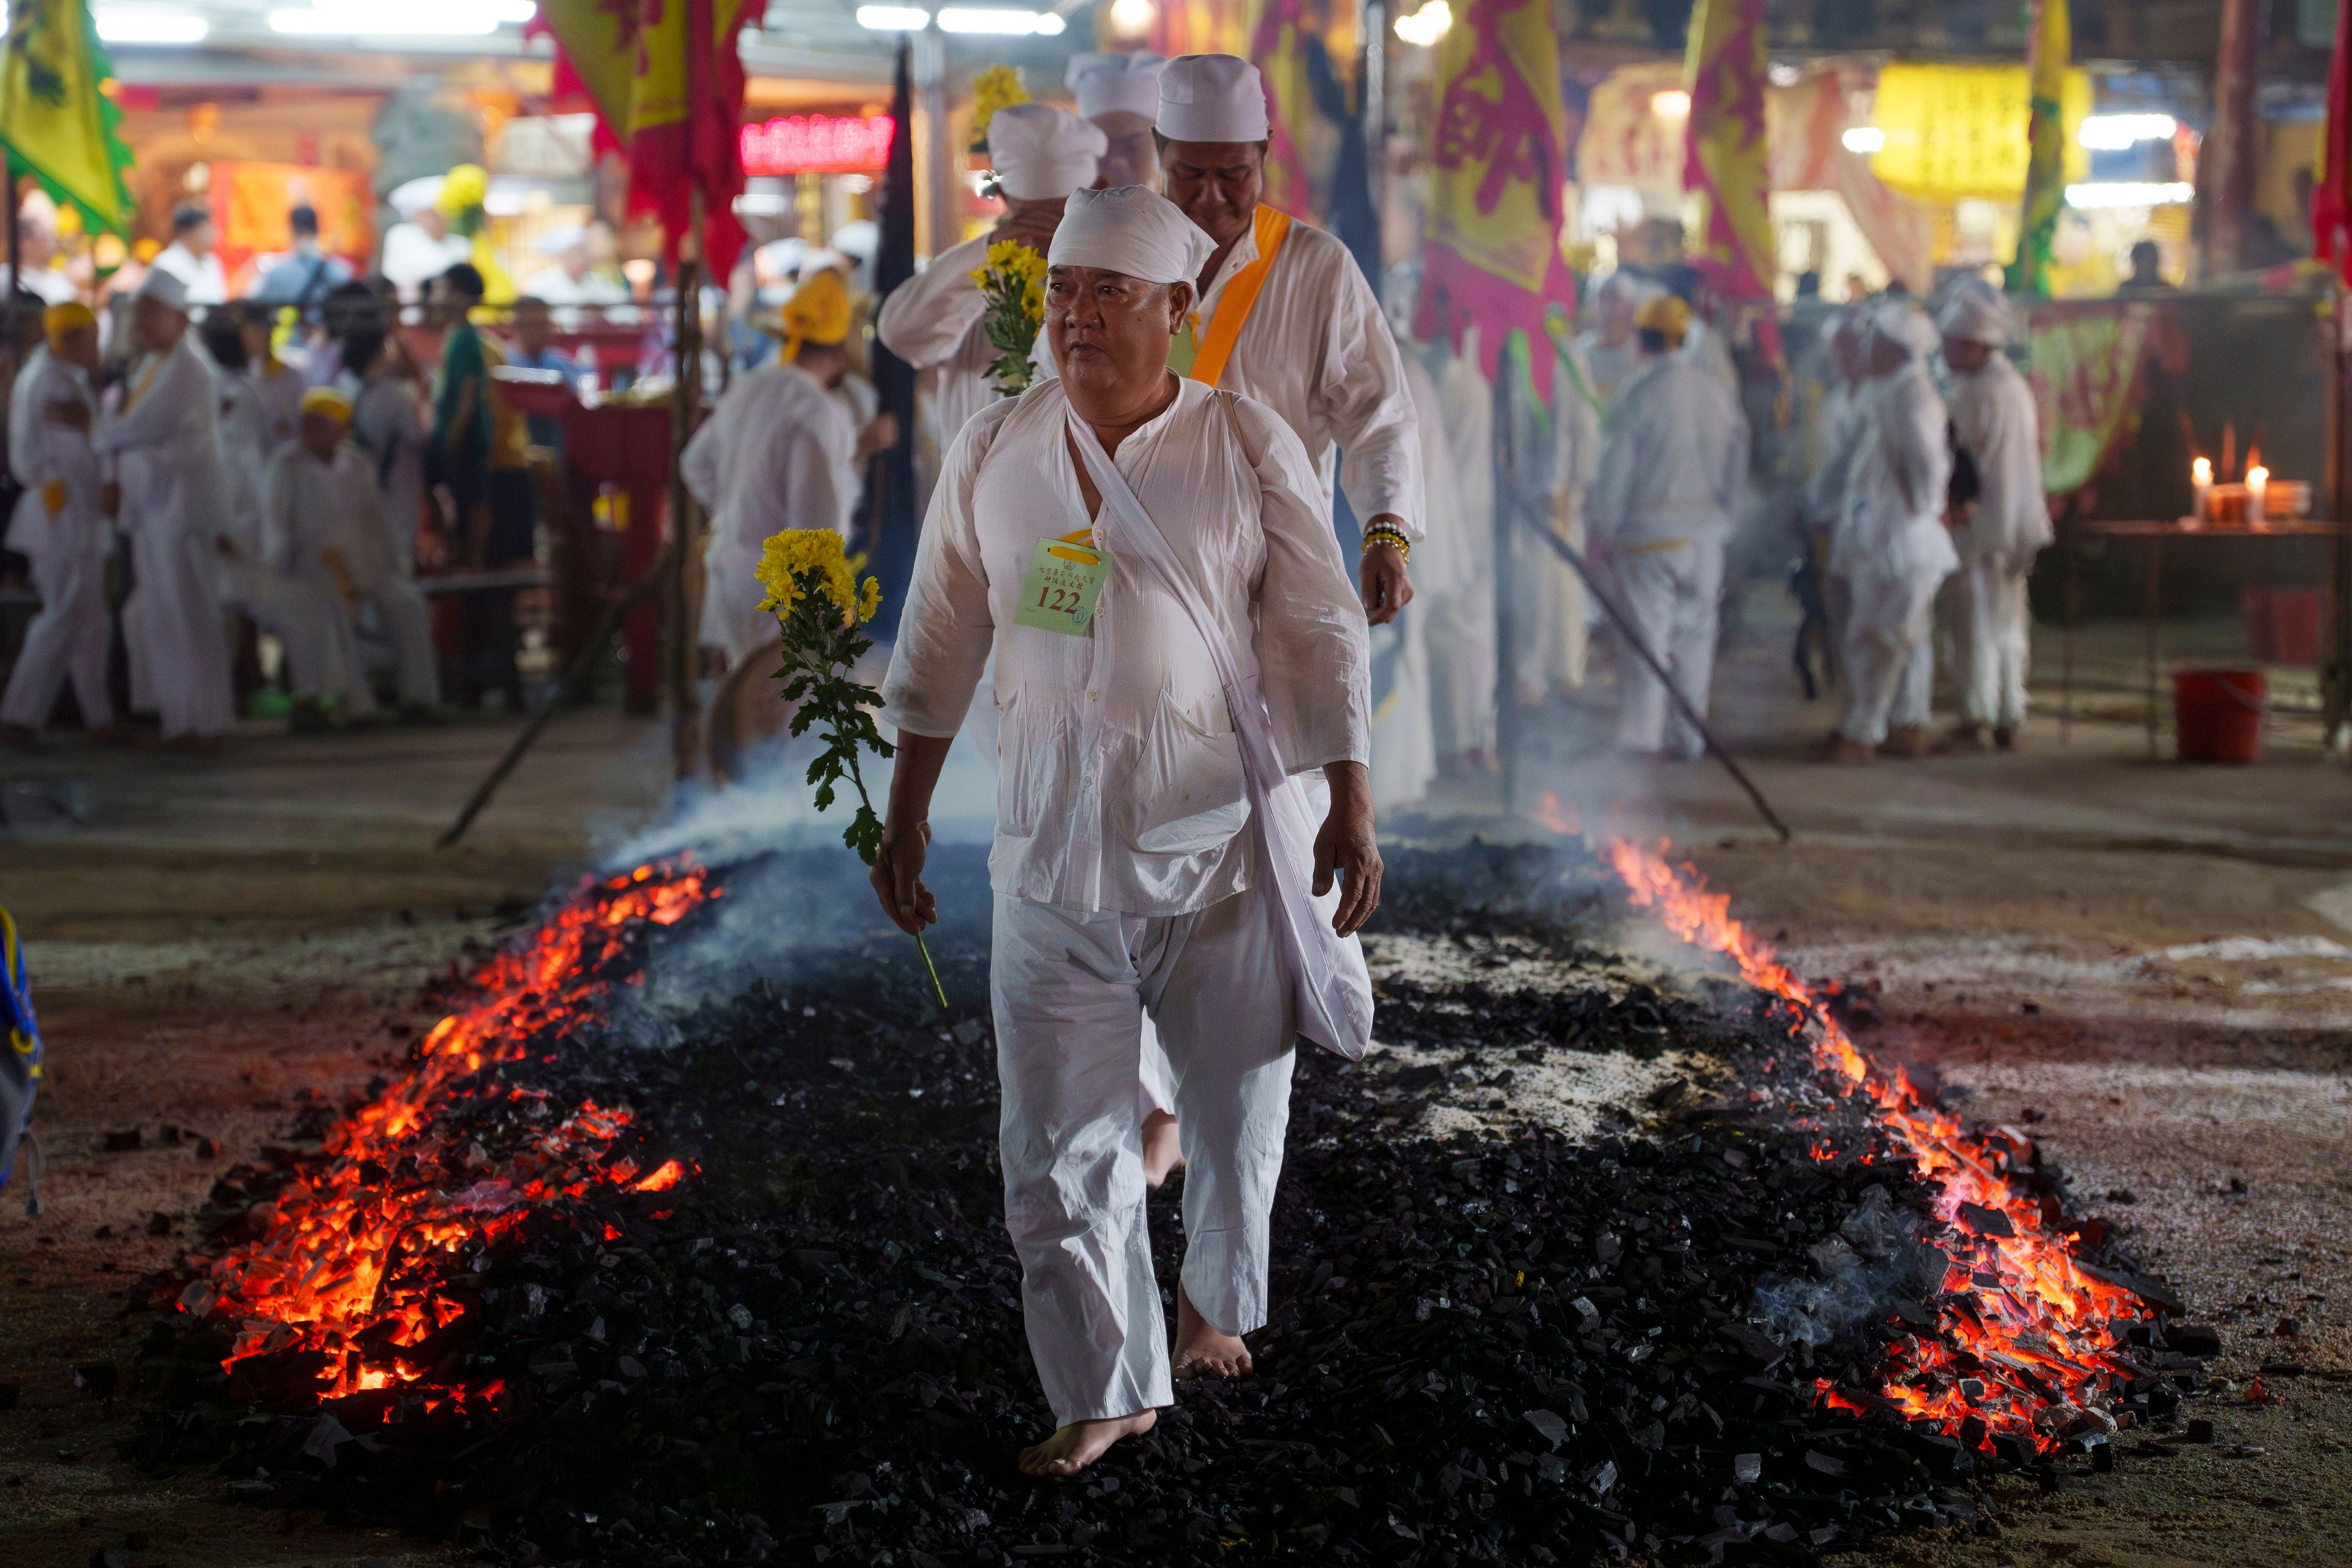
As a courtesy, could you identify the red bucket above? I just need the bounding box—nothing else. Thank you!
[2172,669,2266,763]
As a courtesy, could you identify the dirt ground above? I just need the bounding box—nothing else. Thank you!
[4,615,2350,1567]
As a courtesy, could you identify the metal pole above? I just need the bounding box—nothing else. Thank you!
[666,191,706,781]
[1516,515,1793,842]
[1361,0,1385,216]
[914,26,954,263]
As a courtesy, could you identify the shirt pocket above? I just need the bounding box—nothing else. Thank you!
[994,687,1059,840]
[1124,692,1250,856]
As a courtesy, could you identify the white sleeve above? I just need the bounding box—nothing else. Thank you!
[680,402,723,510]
[878,404,1008,739]
[875,244,987,373]
[1237,394,1371,774]
[94,349,206,456]
[1586,399,1639,546]
[1319,261,1425,539]
[260,452,299,575]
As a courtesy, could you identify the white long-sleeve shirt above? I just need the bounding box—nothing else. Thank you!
[680,362,859,662]
[1806,380,1869,540]
[881,377,1369,917]
[1946,353,2049,563]
[1196,214,1423,538]
[264,443,398,594]
[95,334,228,548]
[151,241,229,306]
[875,230,1001,455]
[1836,362,1956,591]
[5,349,104,564]
[1586,355,1749,548]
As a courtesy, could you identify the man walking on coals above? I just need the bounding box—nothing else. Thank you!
[871,186,1379,1477]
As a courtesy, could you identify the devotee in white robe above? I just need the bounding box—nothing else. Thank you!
[0,306,113,739]
[1804,311,1871,664]
[151,206,230,307]
[876,104,1104,459]
[1067,51,1166,189]
[1939,286,2049,752]
[874,186,1375,1480]
[1155,54,1423,624]
[1586,293,1749,760]
[1829,303,1956,762]
[684,270,865,667]
[1366,345,1463,809]
[1507,330,1603,708]
[270,388,444,716]
[96,270,235,741]
[379,178,472,304]
[1577,271,1652,412]
[1421,334,1498,766]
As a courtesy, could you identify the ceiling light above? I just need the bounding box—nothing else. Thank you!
[1649,89,1691,121]
[1107,0,1155,37]
[2078,113,2178,151]
[269,0,530,32]
[1841,126,1885,154]
[94,7,208,42]
[856,4,930,27]
[2064,180,2193,209]
[937,7,1063,32]
[1392,0,1450,46]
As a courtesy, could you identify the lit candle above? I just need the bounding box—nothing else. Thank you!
[2246,464,2269,526]
[2191,456,2212,524]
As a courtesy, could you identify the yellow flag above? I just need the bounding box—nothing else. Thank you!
[2011,0,2073,296]
[0,0,137,240]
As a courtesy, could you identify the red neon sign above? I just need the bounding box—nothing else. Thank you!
[739,115,897,176]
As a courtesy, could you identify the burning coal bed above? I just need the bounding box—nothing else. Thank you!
[126,842,2205,1567]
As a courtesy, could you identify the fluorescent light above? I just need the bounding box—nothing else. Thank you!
[270,0,527,32]
[94,7,208,42]
[1392,0,1450,46]
[2078,113,2177,151]
[937,7,1063,33]
[2064,181,2193,209]
[1841,126,1885,154]
[1649,89,1690,121]
[856,4,929,27]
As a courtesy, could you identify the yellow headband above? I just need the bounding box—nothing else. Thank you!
[1634,293,1691,344]
[300,386,353,421]
[777,270,851,364]
[42,302,96,348]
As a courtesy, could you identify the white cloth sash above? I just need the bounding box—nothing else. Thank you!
[1064,395,1374,1060]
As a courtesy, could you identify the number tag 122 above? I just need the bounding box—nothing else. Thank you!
[1014,531,1110,636]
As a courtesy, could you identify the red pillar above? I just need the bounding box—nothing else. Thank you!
[2198,0,2262,277]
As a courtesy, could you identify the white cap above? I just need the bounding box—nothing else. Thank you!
[535,224,587,256]
[135,266,189,311]
[1871,301,1940,360]
[1047,184,1216,286]
[829,220,879,261]
[1937,282,2010,347]
[1066,51,1166,122]
[1156,54,1270,144]
[987,103,1107,202]
[387,175,445,219]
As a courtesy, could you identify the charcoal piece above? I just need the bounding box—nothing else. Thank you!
[2166,1324,2222,1358]
[2186,1419,2214,1444]
[2092,1442,2114,1473]
[102,1129,141,1153]
[1955,1201,2015,1238]
[72,1362,116,1399]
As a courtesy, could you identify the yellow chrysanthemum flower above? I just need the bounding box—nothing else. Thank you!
[970,65,1030,142]
[755,529,869,622]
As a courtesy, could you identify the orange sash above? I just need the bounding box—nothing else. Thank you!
[1172,206,1292,388]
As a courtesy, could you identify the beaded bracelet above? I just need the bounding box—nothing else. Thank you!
[1361,524,1411,562]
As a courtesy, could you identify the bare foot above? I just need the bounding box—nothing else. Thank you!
[1017,1409,1157,1478]
[1879,724,1929,758]
[1141,1110,1183,1188]
[1172,1284,1253,1380]
[1823,734,1875,764]
[1934,722,1990,755]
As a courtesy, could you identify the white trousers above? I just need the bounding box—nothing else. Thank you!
[240,573,373,712]
[1,548,113,731]
[124,522,233,739]
[1506,507,1588,699]
[358,579,442,709]
[1839,567,1945,747]
[1613,537,1726,757]
[1951,551,2032,729]
[992,890,1295,1425]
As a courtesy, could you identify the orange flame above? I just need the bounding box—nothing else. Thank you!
[633,1158,688,1193]
[1532,790,1581,837]
[1602,839,2151,1455]
[199,858,719,1408]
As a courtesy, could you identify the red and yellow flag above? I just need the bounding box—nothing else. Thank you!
[2321,0,2352,284]
[539,0,755,279]
[1414,0,1575,389]
[1246,0,1325,214]
[1681,0,1774,310]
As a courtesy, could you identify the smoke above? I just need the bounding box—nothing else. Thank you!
[1751,1185,1945,1349]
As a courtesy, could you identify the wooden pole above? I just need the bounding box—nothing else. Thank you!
[2199,0,2261,277]
[666,189,706,782]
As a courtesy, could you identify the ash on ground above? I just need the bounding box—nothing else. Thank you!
[130,843,2186,1566]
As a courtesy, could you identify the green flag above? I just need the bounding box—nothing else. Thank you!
[1,0,137,241]
[2008,0,2071,296]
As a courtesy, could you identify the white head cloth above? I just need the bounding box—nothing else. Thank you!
[987,104,1107,202]
[1872,301,1940,360]
[135,266,189,311]
[1156,54,1270,143]
[1067,52,1167,122]
[1047,185,1216,285]
[536,224,587,256]
[387,176,445,219]
[1938,283,2011,347]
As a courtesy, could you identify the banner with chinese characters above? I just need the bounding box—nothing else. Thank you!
[1681,0,1774,307]
[1416,0,1575,390]
[2022,304,2152,494]
[1869,62,2089,204]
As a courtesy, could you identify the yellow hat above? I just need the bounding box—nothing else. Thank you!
[438,164,489,218]
[300,386,353,421]
[775,270,852,364]
[41,301,96,348]
[1634,292,1691,344]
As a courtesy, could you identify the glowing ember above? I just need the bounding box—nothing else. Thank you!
[1531,790,1581,837]
[194,858,718,1409]
[1603,839,2153,1455]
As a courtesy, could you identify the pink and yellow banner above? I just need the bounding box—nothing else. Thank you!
[1681,0,1774,311]
[1415,0,1575,388]
[1246,0,1324,216]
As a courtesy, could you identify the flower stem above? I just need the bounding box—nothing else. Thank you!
[842,723,952,1016]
